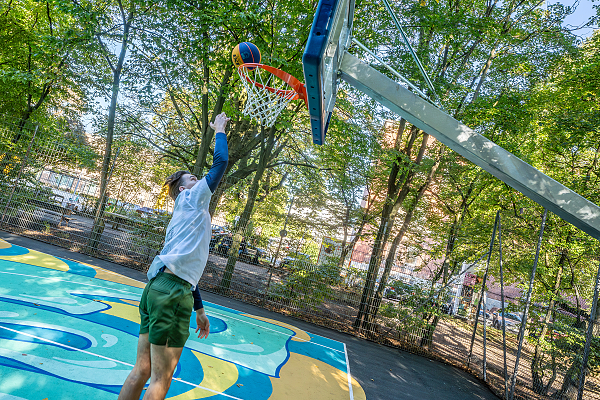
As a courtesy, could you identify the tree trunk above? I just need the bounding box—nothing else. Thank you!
[553,361,580,400]
[219,126,275,292]
[193,67,233,176]
[89,5,134,250]
[352,206,394,331]
[353,128,432,332]
[366,153,440,336]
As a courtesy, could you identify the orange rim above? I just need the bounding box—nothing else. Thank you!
[238,63,307,103]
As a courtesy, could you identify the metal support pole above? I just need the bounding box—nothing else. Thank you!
[380,0,441,107]
[483,290,488,381]
[577,257,600,400]
[509,209,548,400]
[339,52,600,240]
[351,38,432,102]
[1,124,38,223]
[467,212,499,368]
[498,212,508,400]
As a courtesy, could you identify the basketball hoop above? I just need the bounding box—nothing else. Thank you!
[237,63,307,128]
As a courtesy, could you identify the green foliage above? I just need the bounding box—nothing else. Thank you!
[377,282,451,344]
[270,257,343,310]
[0,0,88,126]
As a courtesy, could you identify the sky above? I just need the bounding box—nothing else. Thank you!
[550,0,598,38]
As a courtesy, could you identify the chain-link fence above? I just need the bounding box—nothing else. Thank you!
[0,116,168,270]
[0,116,598,400]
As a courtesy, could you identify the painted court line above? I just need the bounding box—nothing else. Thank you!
[208,309,345,354]
[0,324,243,400]
[0,269,345,352]
[344,343,354,400]
[1,263,346,352]
[0,263,354,397]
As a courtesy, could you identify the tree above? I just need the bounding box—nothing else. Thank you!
[524,30,600,399]
[316,103,381,272]
[0,0,87,136]
[351,0,579,335]
[118,0,317,215]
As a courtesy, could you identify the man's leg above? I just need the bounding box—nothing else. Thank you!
[118,333,152,400]
[142,342,184,400]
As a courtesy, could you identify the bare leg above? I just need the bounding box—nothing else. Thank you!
[142,341,184,400]
[118,333,151,400]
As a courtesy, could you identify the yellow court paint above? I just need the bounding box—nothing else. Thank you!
[167,351,239,400]
[0,249,69,271]
[121,299,140,307]
[66,258,146,288]
[352,375,367,400]
[269,352,364,400]
[0,239,11,249]
[93,269,145,288]
[100,301,140,324]
[88,266,145,288]
[241,314,311,342]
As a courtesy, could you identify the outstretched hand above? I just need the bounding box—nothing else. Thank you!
[195,308,210,339]
[209,112,230,133]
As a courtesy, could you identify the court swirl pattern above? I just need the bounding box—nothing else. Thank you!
[0,239,365,399]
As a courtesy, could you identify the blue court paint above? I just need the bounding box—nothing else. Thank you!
[0,240,363,399]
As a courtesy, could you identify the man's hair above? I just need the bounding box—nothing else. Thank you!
[165,170,190,201]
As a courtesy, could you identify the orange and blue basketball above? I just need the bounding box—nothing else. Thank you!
[232,42,261,69]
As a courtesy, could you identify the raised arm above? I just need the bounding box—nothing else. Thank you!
[205,113,230,193]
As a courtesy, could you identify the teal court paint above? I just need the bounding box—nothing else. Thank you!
[0,239,365,399]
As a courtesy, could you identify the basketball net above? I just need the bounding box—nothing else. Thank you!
[237,64,306,128]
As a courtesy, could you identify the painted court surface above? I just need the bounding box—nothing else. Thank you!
[0,239,365,399]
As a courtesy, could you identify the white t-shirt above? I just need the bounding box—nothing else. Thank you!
[147,178,213,288]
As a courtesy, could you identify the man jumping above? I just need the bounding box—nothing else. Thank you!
[118,112,230,400]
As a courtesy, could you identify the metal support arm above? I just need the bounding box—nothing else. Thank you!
[339,51,600,240]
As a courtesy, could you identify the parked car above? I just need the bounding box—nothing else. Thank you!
[209,231,231,255]
[441,303,454,315]
[209,233,266,265]
[477,309,493,325]
[239,243,267,265]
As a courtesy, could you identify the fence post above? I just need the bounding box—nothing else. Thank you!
[497,212,508,400]
[1,124,38,223]
[509,208,547,400]
[483,290,487,381]
[263,194,294,304]
[577,257,600,400]
[467,211,498,369]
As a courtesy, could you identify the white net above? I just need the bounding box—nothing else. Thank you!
[237,65,300,127]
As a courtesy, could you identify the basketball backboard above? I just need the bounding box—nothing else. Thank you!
[302,0,355,145]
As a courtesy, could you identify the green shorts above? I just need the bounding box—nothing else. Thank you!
[139,271,194,347]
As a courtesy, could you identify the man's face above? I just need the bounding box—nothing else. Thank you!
[179,174,198,193]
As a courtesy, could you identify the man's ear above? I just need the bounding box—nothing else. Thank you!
[179,186,185,192]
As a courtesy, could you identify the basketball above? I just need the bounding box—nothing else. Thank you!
[232,42,261,69]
